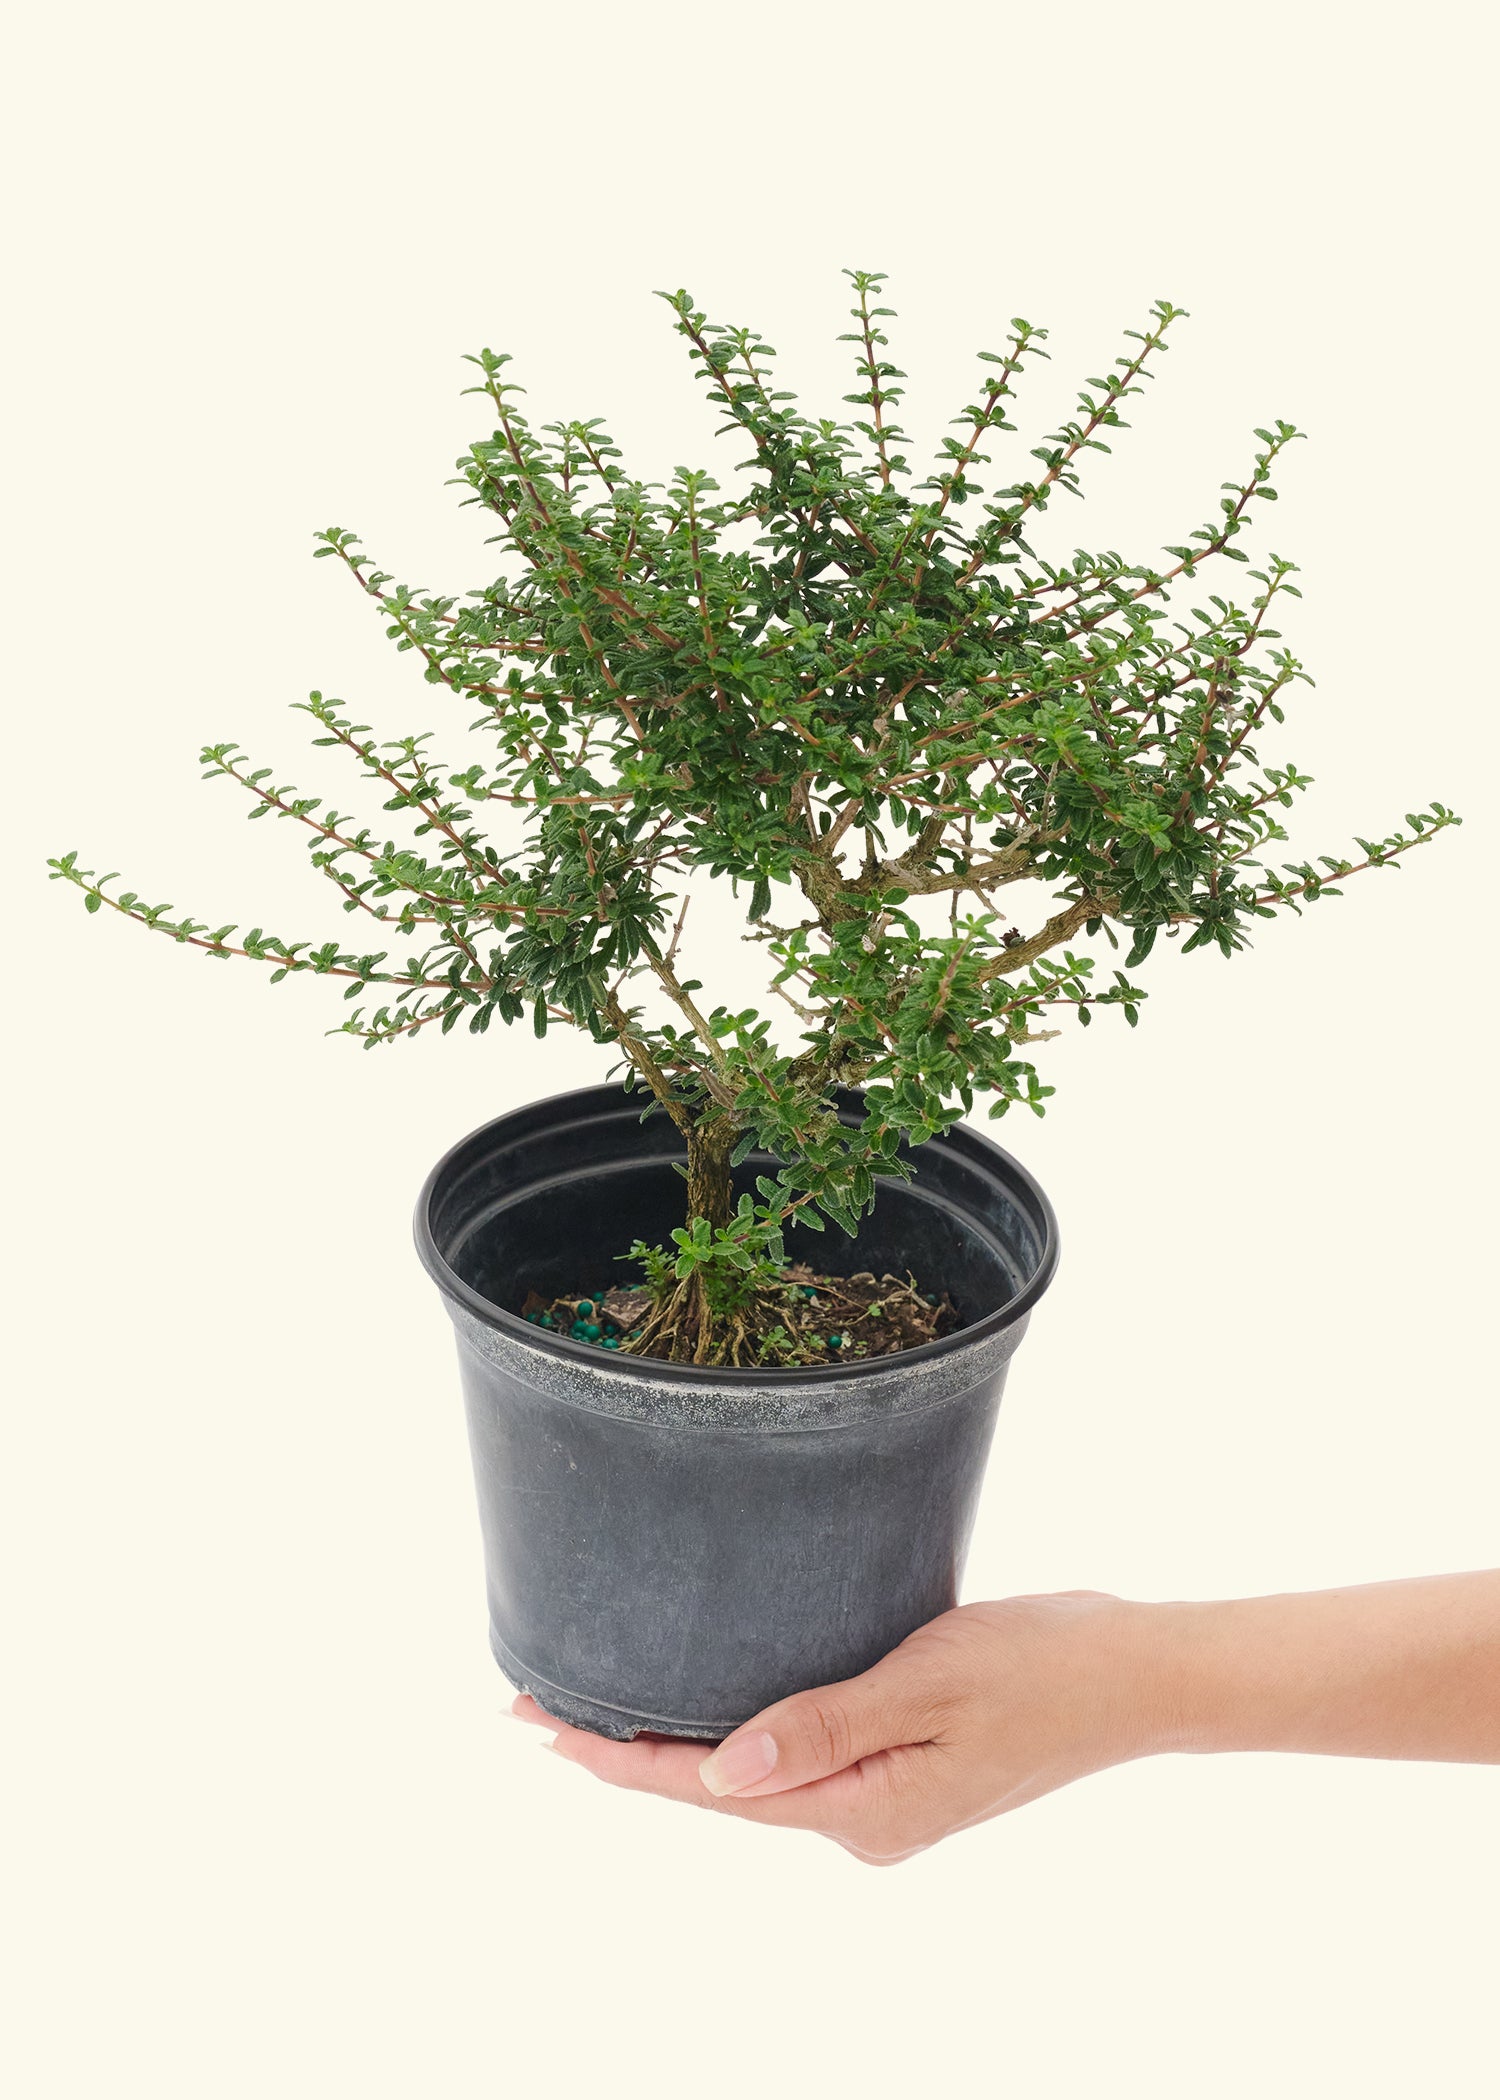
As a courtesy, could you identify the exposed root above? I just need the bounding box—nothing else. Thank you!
[521,1264,959,1369]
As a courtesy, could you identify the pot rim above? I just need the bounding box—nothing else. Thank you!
[414,1083,1059,1388]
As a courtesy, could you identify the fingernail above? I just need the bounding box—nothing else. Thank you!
[699,1729,777,1796]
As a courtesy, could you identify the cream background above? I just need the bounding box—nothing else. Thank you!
[6,2,1497,2093]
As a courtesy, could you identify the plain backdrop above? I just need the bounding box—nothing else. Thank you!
[6,2,1497,2094]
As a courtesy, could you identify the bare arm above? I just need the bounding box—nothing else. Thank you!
[1161,1571,1500,1764]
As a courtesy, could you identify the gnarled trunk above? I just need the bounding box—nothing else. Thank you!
[685,1113,735,1233]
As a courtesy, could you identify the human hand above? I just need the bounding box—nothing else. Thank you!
[513,1591,1171,1864]
[515,1572,1500,1860]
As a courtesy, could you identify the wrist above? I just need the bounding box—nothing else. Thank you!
[1128,1589,1398,1757]
[1115,1598,1257,1757]
[1049,1595,1226,1764]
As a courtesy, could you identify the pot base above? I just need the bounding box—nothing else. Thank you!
[491,1624,726,1743]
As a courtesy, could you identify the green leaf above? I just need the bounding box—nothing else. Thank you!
[53,270,1459,1354]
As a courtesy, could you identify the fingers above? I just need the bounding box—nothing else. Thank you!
[509,1692,564,1732]
[697,1647,943,1799]
[550,1720,862,1829]
[512,1696,716,1801]
[510,1692,788,1810]
[510,1693,897,1833]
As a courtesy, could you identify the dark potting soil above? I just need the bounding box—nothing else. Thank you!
[519,1262,959,1369]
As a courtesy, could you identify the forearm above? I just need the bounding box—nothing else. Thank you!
[1144,1571,1500,1765]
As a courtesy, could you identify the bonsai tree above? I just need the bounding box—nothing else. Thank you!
[51,272,1456,1361]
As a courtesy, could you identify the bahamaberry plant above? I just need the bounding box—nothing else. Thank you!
[51,273,1456,1362]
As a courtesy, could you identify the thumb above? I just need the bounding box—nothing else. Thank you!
[697,1650,937,1799]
